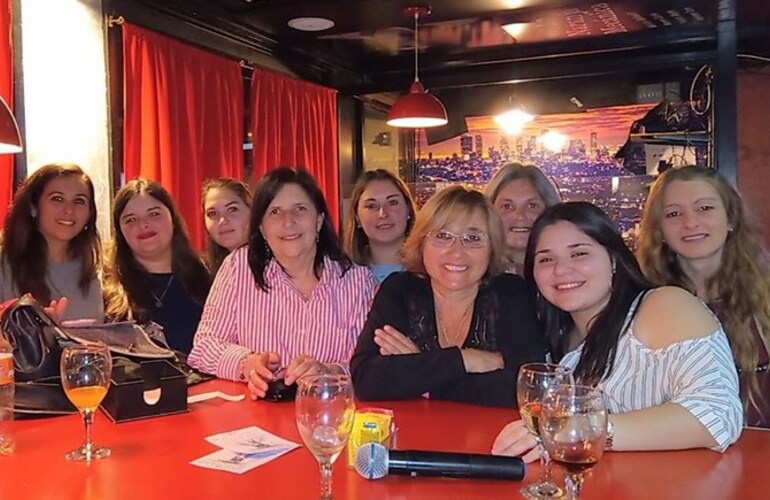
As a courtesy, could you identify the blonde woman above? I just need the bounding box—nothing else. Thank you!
[485,163,561,274]
[351,185,545,407]
[638,166,770,427]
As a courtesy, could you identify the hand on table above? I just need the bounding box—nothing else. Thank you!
[374,325,419,355]
[245,351,281,400]
[491,419,540,463]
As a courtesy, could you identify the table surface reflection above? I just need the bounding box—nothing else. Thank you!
[3,380,768,500]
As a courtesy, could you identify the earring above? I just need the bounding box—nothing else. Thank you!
[83,224,89,231]
[316,232,320,243]
[611,258,617,275]
[30,207,38,218]
[263,240,271,256]
[728,226,734,233]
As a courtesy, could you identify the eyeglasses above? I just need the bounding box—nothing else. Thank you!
[426,230,489,249]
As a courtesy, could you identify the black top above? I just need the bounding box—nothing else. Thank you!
[350,272,546,407]
[148,273,204,355]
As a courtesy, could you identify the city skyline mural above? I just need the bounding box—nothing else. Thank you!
[413,102,706,246]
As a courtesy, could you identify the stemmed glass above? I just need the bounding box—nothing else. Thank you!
[517,362,573,499]
[60,343,113,461]
[540,385,608,500]
[295,373,356,500]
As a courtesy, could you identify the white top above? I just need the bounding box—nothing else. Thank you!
[561,293,743,452]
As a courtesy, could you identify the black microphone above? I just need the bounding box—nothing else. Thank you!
[354,442,526,481]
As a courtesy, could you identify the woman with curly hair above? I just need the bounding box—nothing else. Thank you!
[638,165,770,427]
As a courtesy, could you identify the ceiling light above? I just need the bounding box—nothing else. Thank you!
[540,131,568,152]
[387,6,448,128]
[0,96,23,154]
[501,23,528,40]
[287,17,335,32]
[494,108,534,135]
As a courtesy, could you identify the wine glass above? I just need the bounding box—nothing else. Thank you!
[295,373,355,500]
[517,362,573,499]
[540,385,608,500]
[60,343,113,461]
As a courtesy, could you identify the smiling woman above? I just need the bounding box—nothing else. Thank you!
[188,167,377,401]
[202,177,253,276]
[0,163,103,321]
[103,178,211,354]
[343,169,417,283]
[493,202,743,462]
[350,185,546,407]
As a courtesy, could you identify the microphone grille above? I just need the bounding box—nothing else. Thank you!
[354,442,389,479]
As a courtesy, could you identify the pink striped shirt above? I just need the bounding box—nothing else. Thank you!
[188,247,377,381]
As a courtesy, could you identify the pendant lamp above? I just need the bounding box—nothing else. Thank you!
[0,96,22,154]
[387,6,448,128]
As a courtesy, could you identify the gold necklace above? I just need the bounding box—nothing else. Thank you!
[434,300,473,347]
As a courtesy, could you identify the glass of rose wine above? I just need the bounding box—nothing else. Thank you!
[517,362,573,499]
[540,385,608,500]
[60,343,113,461]
[295,373,355,499]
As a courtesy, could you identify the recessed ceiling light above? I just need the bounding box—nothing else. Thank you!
[287,17,335,32]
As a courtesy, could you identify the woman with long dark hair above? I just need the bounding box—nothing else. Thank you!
[103,179,211,354]
[189,167,377,399]
[492,202,742,461]
[0,163,102,320]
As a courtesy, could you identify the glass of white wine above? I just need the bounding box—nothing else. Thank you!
[540,384,608,500]
[295,373,355,500]
[517,362,573,499]
[60,343,113,461]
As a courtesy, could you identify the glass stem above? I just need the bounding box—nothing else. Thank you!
[319,460,333,499]
[539,441,553,483]
[83,409,94,456]
[565,473,584,500]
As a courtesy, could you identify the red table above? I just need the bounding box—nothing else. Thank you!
[2,380,768,499]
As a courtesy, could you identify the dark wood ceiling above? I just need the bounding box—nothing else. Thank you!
[110,0,768,113]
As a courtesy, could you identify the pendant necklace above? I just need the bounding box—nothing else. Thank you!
[152,275,174,308]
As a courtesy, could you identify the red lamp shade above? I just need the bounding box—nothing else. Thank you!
[387,81,448,128]
[0,96,22,154]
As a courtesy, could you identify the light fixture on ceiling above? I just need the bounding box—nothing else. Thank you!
[493,98,534,135]
[387,5,448,128]
[287,17,335,32]
[0,96,23,154]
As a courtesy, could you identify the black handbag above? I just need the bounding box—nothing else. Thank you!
[1,297,213,418]
[0,296,69,382]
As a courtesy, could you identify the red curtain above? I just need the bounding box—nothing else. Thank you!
[250,68,340,227]
[122,24,243,249]
[0,0,14,226]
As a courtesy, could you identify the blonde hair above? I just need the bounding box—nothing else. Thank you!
[638,165,770,416]
[401,185,506,277]
[343,169,417,265]
[484,162,561,207]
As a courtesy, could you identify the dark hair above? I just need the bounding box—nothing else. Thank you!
[248,167,351,292]
[524,202,653,386]
[0,163,101,303]
[343,169,417,265]
[202,177,253,275]
[104,178,211,322]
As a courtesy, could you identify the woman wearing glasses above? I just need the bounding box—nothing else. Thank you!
[350,185,545,407]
